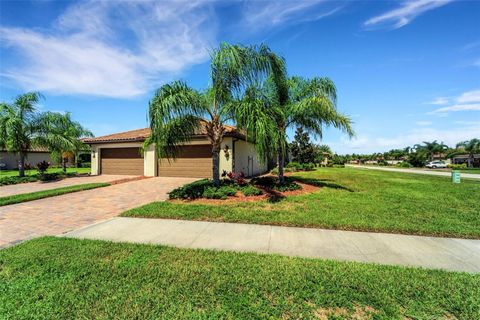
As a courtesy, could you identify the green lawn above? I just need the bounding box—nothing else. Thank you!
[0,183,109,206]
[0,167,90,177]
[1,237,478,319]
[123,168,480,239]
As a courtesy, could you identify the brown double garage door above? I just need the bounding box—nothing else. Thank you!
[101,148,144,175]
[101,145,212,178]
[158,145,212,178]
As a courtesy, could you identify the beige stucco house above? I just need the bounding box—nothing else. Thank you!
[84,125,268,178]
[0,147,52,170]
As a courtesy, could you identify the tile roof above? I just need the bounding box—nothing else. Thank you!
[83,122,244,144]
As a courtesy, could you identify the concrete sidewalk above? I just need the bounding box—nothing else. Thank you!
[346,164,480,180]
[65,218,480,273]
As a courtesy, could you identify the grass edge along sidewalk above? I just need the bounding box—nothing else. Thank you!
[0,183,110,206]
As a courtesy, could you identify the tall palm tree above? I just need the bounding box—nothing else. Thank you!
[456,138,480,167]
[145,43,272,186]
[0,92,92,177]
[414,140,448,162]
[36,112,93,172]
[235,54,354,183]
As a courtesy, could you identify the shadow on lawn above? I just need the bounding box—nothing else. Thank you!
[293,176,354,192]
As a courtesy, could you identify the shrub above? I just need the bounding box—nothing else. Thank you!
[36,161,50,175]
[270,167,278,175]
[79,162,91,168]
[274,180,302,192]
[224,171,247,185]
[38,172,60,182]
[202,186,237,199]
[168,179,213,200]
[251,176,277,187]
[286,162,302,171]
[241,185,263,197]
[377,159,388,166]
[302,163,315,171]
[251,176,301,192]
[396,162,413,168]
[448,164,467,170]
[0,176,38,186]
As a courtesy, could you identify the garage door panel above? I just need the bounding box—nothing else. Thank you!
[101,148,143,175]
[158,145,212,178]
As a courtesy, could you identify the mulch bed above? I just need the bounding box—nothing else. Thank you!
[171,182,320,205]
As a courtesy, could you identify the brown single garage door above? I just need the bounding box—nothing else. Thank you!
[101,148,144,175]
[158,145,212,178]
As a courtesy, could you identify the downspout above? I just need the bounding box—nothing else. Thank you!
[232,138,238,173]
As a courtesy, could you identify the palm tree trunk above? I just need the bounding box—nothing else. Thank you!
[277,150,285,184]
[212,144,221,186]
[62,157,67,173]
[18,152,26,177]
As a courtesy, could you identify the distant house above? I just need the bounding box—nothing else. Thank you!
[451,154,480,167]
[0,147,52,170]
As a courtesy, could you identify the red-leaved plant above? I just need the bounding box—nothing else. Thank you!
[224,171,247,185]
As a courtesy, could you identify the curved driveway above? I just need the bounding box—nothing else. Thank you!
[0,177,196,248]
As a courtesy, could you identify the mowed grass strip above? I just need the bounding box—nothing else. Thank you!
[0,167,91,177]
[0,183,110,206]
[123,168,480,238]
[1,237,478,319]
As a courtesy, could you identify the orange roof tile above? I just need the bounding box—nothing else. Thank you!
[83,122,244,144]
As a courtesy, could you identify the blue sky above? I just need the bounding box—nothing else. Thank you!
[1,0,479,154]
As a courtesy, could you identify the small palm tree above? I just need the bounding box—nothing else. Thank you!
[0,92,92,176]
[235,54,354,183]
[36,112,93,172]
[145,43,272,186]
[456,139,480,167]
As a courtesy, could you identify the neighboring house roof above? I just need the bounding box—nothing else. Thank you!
[84,122,245,144]
[452,154,480,159]
[0,146,50,153]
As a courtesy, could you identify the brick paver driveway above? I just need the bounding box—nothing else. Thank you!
[0,177,196,248]
[0,174,134,197]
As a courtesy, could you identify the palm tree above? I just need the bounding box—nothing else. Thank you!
[235,54,354,183]
[456,139,480,167]
[0,92,92,177]
[145,43,272,186]
[414,140,448,162]
[0,92,44,177]
[36,112,93,172]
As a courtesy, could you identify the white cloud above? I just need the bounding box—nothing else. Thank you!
[416,121,432,126]
[0,1,215,98]
[329,123,480,154]
[364,0,452,30]
[431,103,480,113]
[429,88,480,114]
[242,0,343,30]
[426,97,450,105]
[457,89,480,104]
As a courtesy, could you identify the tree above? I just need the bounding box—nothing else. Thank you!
[313,144,332,165]
[456,138,480,167]
[413,140,448,161]
[236,53,354,183]
[289,127,315,164]
[145,43,272,186]
[0,92,92,177]
[37,112,93,172]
